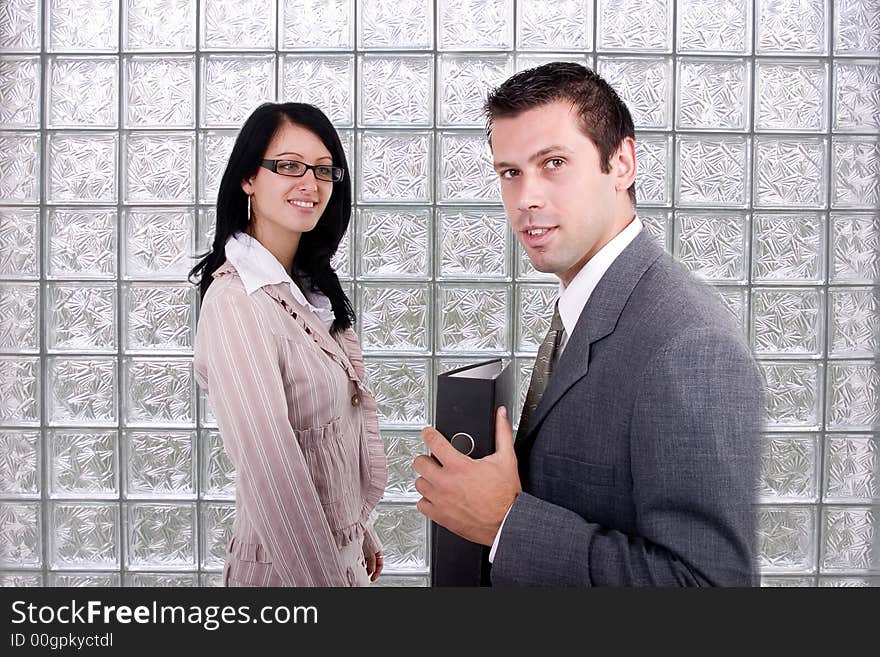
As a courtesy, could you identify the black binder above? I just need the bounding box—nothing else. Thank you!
[430,358,514,587]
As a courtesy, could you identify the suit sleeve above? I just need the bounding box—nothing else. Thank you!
[491,328,763,587]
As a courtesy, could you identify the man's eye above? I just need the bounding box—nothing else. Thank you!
[500,169,519,179]
[545,158,565,169]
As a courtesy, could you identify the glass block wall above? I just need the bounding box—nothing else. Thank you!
[0,0,877,587]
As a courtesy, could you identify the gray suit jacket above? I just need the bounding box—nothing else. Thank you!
[492,230,763,587]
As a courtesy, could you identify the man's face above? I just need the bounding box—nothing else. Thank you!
[490,100,632,287]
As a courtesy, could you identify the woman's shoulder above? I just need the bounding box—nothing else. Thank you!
[199,264,274,324]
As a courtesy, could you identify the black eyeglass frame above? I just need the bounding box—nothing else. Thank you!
[260,159,345,182]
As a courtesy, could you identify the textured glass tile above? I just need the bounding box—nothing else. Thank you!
[0,502,41,567]
[331,231,350,280]
[819,576,880,586]
[761,576,814,587]
[47,133,117,204]
[634,133,672,207]
[674,212,749,283]
[751,288,824,357]
[758,434,819,502]
[0,357,39,426]
[47,0,118,52]
[359,55,433,127]
[0,572,42,586]
[0,56,40,128]
[760,361,823,430]
[371,575,429,587]
[47,57,118,128]
[126,572,198,586]
[47,357,117,426]
[199,389,217,428]
[0,0,40,52]
[516,243,556,282]
[124,133,195,204]
[516,0,592,50]
[364,358,430,428]
[675,58,750,132]
[516,285,556,354]
[47,208,117,279]
[515,358,533,424]
[821,506,879,573]
[199,572,224,586]
[832,138,880,209]
[0,430,39,497]
[124,358,195,427]
[359,284,430,354]
[201,502,234,570]
[197,207,216,253]
[383,432,423,501]
[676,0,751,54]
[757,506,816,573]
[279,56,354,128]
[124,431,196,498]
[123,0,197,51]
[126,503,196,569]
[714,285,749,336]
[755,60,828,132]
[124,208,194,280]
[752,213,825,284]
[438,0,513,50]
[830,288,880,358]
[438,285,510,354]
[124,284,195,353]
[357,132,432,204]
[49,430,118,498]
[46,283,116,353]
[437,208,509,279]
[201,429,235,499]
[675,135,750,208]
[599,56,672,130]
[0,132,39,204]
[827,361,880,431]
[374,505,427,572]
[49,502,119,569]
[200,0,274,50]
[357,0,432,49]
[0,282,38,352]
[833,61,880,133]
[825,434,880,503]
[357,207,431,279]
[48,572,120,586]
[596,0,672,52]
[834,0,880,56]
[279,0,353,50]
[756,0,828,54]
[200,55,275,128]
[198,130,236,204]
[0,208,39,278]
[831,213,879,284]
[639,211,673,253]
[438,55,514,128]
[124,56,196,128]
[438,132,501,204]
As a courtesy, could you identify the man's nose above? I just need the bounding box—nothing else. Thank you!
[516,175,545,212]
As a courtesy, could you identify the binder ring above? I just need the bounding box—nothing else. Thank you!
[450,432,475,456]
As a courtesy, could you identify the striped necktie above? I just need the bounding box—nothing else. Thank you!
[516,302,564,444]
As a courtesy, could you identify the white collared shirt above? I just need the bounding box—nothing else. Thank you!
[224,231,336,331]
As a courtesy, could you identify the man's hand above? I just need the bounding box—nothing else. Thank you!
[413,406,521,546]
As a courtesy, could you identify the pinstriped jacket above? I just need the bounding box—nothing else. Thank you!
[194,260,387,586]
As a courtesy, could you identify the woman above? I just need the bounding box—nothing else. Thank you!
[191,102,387,587]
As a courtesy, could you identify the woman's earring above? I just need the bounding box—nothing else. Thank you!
[246,195,251,222]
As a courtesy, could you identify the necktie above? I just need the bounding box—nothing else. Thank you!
[516,302,564,444]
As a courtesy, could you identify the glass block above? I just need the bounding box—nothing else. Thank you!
[358,55,433,128]
[675,135,751,208]
[832,137,880,209]
[760,361,823,430]
[49,430,118,498]
[515,53,592,73]
[200,55,275,128]
[200,572,224,586]
[832,287,879,358]
[516,0,592,50]
[374,504,427,572]
[675,58,750,132]
[201,429,235,499]
[124,358,195,427]
[516,285,556,354]
[674,212,750,283]
[0,357,39,426]
[438,0,513,50]
[714,285,749,336]
[197,206,216,253]
[124,56,196,128]
[0,56,40,128]
[383,432,423,501]
[639,210,673,253]
[438,132,500,204]
[751,288,824,357]
[833,61,880,133]
[515,358,533,424]
[634,133,672,207]
[0,502,41,567]
[821,506,880,573]
[834,0,880,56]
[358,284,430,354]
[199,389,217,428]
[0,207,39,278]
[755,60,828,133]
[516,243,556,282]
[676,0,751,54]
[47,357,117,426]
[46,57,118,128]
[0,572,42,586]
[752,213,825,284]
[758,434,819,502]
[437,207,509,279]
[0,282,38,352]
[357,0,432,49]
[279,0,353,50]
[46,283,117,353]
[279,56,354,128]
[201,502,235,570]
[819,576,880,586]
[46,208,117,279]
[437,284,510,354]
[198,130,236,204]
[49,502,120,569]
[0,0,40,52]
[598,56,673,130]
[0,430,39,497]
[357,207,430,279]
[126,502,196,569]
[756,0,828,54]
[47,133,117,205]
[124,430,196,498]
[438,55,514,128]
[123,0,197,51]
[363,358,430,428]
[596,0,672,53]
[200,0,275,50]
[124,132,195,204]
[47,0,118,52]
[48,572,121,586]
[831,213,879,283]
[757,506,816,573]
[123,207,194,280]
[827,361,880,431]
[124,284,196,353]
[357,132,432,204]
[761,576,814,587]
[332,224,351,280]
[126,572,198,586]
[372,575,429,587]
[824,434,880,503]
[0,132,39,204]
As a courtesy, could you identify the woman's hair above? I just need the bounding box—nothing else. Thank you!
[189,102,355,333]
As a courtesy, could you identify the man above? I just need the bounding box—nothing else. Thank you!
[414,63,763,586]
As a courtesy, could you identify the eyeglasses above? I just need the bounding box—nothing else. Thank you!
[260,159,344,182]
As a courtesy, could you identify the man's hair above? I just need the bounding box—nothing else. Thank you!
[484,62,637,204]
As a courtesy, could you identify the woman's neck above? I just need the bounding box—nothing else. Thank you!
[247,221,301,276]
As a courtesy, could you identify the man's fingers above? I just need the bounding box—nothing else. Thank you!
[414,475,436,500]
[420,425,465,467]
[494,406,515,455]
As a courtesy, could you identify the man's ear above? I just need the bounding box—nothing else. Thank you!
[613,136,637,193]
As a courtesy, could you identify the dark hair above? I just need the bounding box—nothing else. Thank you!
[189,102,355,333]
[484,62,637,205]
